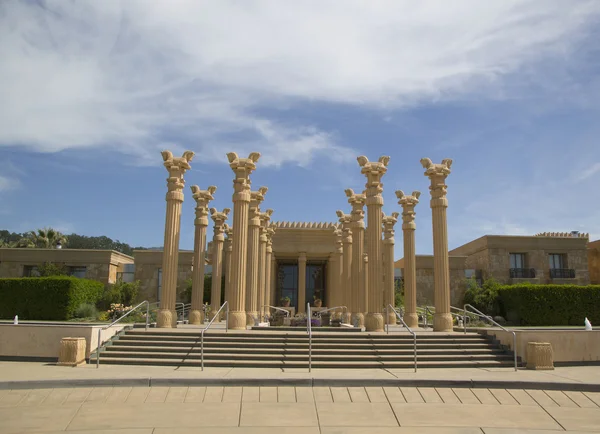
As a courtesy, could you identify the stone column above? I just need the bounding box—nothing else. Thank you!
[357,155,390,332]
[382,211,400,325]
[345,189,366,327]
[332,226,344,318]
[298,252,307,314]
[189,185,216,325]
[258,209,273,319]
[363,253,369,318]
[246,187,268,326]
[336,211,353,324]
[396,190,420,328]
[227,152,260,330]
[158,150,194,328]
[209,208,229,319]
[270,255,277,307]
[265,225,275,315]
[223,225,233,307]
[421,158,453,332]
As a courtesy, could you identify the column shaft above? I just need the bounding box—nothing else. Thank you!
[190,224,207,323]
[265,249,272,315]
[210,236,224,318]
[257,235,267,319]
[298,253,307,313]
[270,257,277,307]
[404,227,417,327]
[245,223,260,325]
[342,231,353,324]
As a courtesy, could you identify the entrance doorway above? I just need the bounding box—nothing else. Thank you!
[275,261,326,311]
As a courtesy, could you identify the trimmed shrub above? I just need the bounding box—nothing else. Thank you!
[74,303,98,319]
[0,276,103,320]
[97,280,141,310]
[498,284,600,326]
[463,277,501,316]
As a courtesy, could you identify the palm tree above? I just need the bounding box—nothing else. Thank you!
[20,227,68,249]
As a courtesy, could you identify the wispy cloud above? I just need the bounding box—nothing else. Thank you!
[1,1,599,166]
[574,162,600,183]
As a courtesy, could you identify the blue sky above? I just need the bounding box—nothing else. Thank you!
[1,1,600,260]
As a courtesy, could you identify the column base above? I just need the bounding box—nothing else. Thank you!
[228,311,248,330]
[342,313,352,325]
[246,311,258,326]
[171,310,178,328]
[210,310,222,321]
[386,312,397,326]
[352,312,365,328]
[188,309,204,325]
[156,309,173,328]
[365,313,384,332]
[433,312,453,332]
[404,312,419,329]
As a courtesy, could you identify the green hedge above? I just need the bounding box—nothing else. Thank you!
[0,277,103,320]
[498,284,600,326]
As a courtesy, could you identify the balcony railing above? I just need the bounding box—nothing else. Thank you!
[509,268,536,278]
[550,268,575,279]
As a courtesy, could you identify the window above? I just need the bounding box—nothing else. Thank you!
[509,253,526,269]
[549,254,565,269]
[157,268,162,303]
[68,266,87,278]
[23,265,40,277]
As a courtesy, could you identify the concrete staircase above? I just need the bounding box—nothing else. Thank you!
[92,329,519,368]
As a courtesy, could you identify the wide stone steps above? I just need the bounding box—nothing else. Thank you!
[93,329,518,368]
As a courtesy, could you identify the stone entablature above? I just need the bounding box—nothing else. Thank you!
[536,232,589,238]
[449,235,590,285]
[272,221,337,229]
[133,250,193,303]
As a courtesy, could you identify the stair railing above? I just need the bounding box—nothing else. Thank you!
[420,305,465,328]
[200,301,229,371]
[463,304,518,371]
[307,302,312,373]
[386,304,417,372]
[316,305,347,319]
[262,305,291,317]
[96,300,149,368]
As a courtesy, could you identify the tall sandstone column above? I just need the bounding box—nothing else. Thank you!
[358,155,390,332]
[298,252,307,313]
[158,150,194,328]
[396,191,421,328]
[227,152,261,330]
[209,208,229,319]
[246,187,268,325]
[223,225,233,307]
[189,185,216,325]
[336,211,353,324]
[264,225,275,314]
[345,189,366,327]
[258,209,273,319]
[382,211,400,325]
[421,158,453,332]
[332,226,344,318]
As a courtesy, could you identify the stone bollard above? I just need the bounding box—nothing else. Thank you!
[526,342,554,370]
[57,337,87,367]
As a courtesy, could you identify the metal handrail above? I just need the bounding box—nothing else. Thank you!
[463,304,518,371]
[262,305,291,317]
[316,305,347,318]
[421,305,465,328]
[307,302,312,372]
[386,304,417,372]
[200,301,229,371]
[96,300,149,368]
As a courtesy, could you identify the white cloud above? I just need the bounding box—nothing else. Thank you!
[0,1,598,166]
[0,175,18,192]
[574,162,600,182]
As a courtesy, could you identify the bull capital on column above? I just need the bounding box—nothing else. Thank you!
[420,158,452,207]
[191,185,216,225]
[228,152,260,202]
[162,151,194,202]
[357,155,389,205]
[210,208,230,237]
[382,211,399,241]
[396,190,421,230]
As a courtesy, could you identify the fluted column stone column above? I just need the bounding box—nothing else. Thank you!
[358,155,390,332]
[246,187,268,326]
[223,225,233,307]
[337,211,353,324]
[209,208,229,319]
[189,185,216,325]
[258,209,273,319]
[396,190,421,328]
[421,158,453,332]
[298,252,307,314]
[363,252,369,321]
[158,150,194,328]
[332,226,344,319]
[270,255,277,307]
[382,211,399,325]
[227,152,260,330]
[265,225,275,315]
[345,189,366,327]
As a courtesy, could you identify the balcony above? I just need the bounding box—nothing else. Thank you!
[550,268,575,279]
[509,268,536,278]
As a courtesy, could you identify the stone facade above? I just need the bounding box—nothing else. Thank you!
[0,248,133,285]
[449,234,591,285]
[395,255,468,307]
[589,240,600,284]
[133,250,193,303]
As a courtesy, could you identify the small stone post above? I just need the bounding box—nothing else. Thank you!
[227,152,261,330]
[246,187,268,326]
[57,337,87,367]
[189,185,216,325]
[345,189,366,327]
[337,211,353,324]
[210,208,229,319]
[382,211,400,325]
[396,190,420,328]
[421,158,453,332]
[158,150,194,328]
[258,209,273,319]
[358,155,390,332]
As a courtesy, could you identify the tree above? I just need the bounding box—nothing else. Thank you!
[19,227,68,249]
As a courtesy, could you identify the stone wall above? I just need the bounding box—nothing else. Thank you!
[589,240,600,284]
[133,250,194,303]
